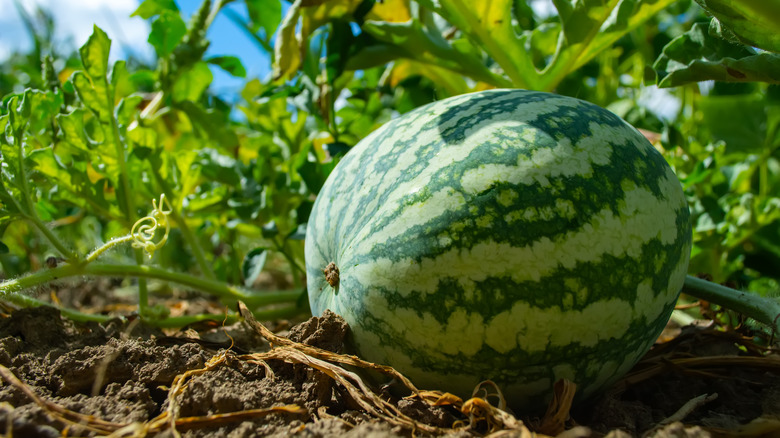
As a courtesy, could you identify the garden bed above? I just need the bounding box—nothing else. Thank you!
[0,282,778,437]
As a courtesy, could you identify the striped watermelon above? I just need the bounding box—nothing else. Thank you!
[304,89,691,411]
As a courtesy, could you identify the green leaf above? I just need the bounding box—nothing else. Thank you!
[553,0,611,44]
[242,247,268,287]
[127,126,158,149]
[80,26,111,80]
[115,95,145,126]
[56,109,91,152]
[272,0,302,80]
[132,0,179,19]
[71,72,111,122]
[25,89,63,133]
[0,175,21,215]
[206,56,247,78]
[176,101,238,146]
[694,0,780,53]
[196,148,241,186]
[361,19,506,87]
[111,61,136,101]
[538,0,676,91]
[172,61,213,102]
[654,22,780,87]
[246,0,283,36]
[0,240,8,254]
[148,10,187,57]
[6,93,31,137]
[699,94,771,154]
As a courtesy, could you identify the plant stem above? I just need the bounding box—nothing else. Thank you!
[682,275,780,334]
[1,292,115,323]
[0,263,302,310]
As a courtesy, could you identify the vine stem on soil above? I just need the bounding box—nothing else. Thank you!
[683,275,780,334]
[0,263,303,321]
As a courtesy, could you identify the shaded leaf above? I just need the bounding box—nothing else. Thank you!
[207,56,247,78]
[196,148,241,186]
[287,224,306,240]
[699,93,774,154]
[655,22,780,87]
[242,247,269,287]
[0,240,8,254]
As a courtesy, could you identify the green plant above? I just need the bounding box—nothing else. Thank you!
[0,0,312,325]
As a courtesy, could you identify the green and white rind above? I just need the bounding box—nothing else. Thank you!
[305,89,691,410]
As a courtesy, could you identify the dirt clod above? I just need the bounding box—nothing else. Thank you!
[0,305,778,437]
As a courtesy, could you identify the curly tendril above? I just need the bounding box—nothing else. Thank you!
[131,194,172,258]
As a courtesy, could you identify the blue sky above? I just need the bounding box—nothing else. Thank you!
[0,0,273,98]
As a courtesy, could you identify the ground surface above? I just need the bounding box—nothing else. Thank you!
[0,282,779,437]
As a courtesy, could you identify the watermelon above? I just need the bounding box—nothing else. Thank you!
[304,89,692,411]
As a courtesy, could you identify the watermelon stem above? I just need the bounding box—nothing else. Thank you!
[682,275,780,335]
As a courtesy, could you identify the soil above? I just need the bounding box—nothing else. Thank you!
[1,283,779,437]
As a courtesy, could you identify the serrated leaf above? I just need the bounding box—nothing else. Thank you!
[172,61,213,102]
[242,247,268,288]
[25,89,64,134]
[246,0,283,35]
[694,0,780,53]
[71,72,111,122]
[206,56,247,78]
[149,10,187,57]
[5,94,29,138]
[80,26,111,80]
[132,0,179,19]
[654,22,780,87]
[56,109,91,152]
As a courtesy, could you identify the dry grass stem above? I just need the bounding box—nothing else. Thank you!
[659,393,718,425]
[538,379,577,436]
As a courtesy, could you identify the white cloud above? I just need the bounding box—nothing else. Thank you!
[0,0,152,62]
